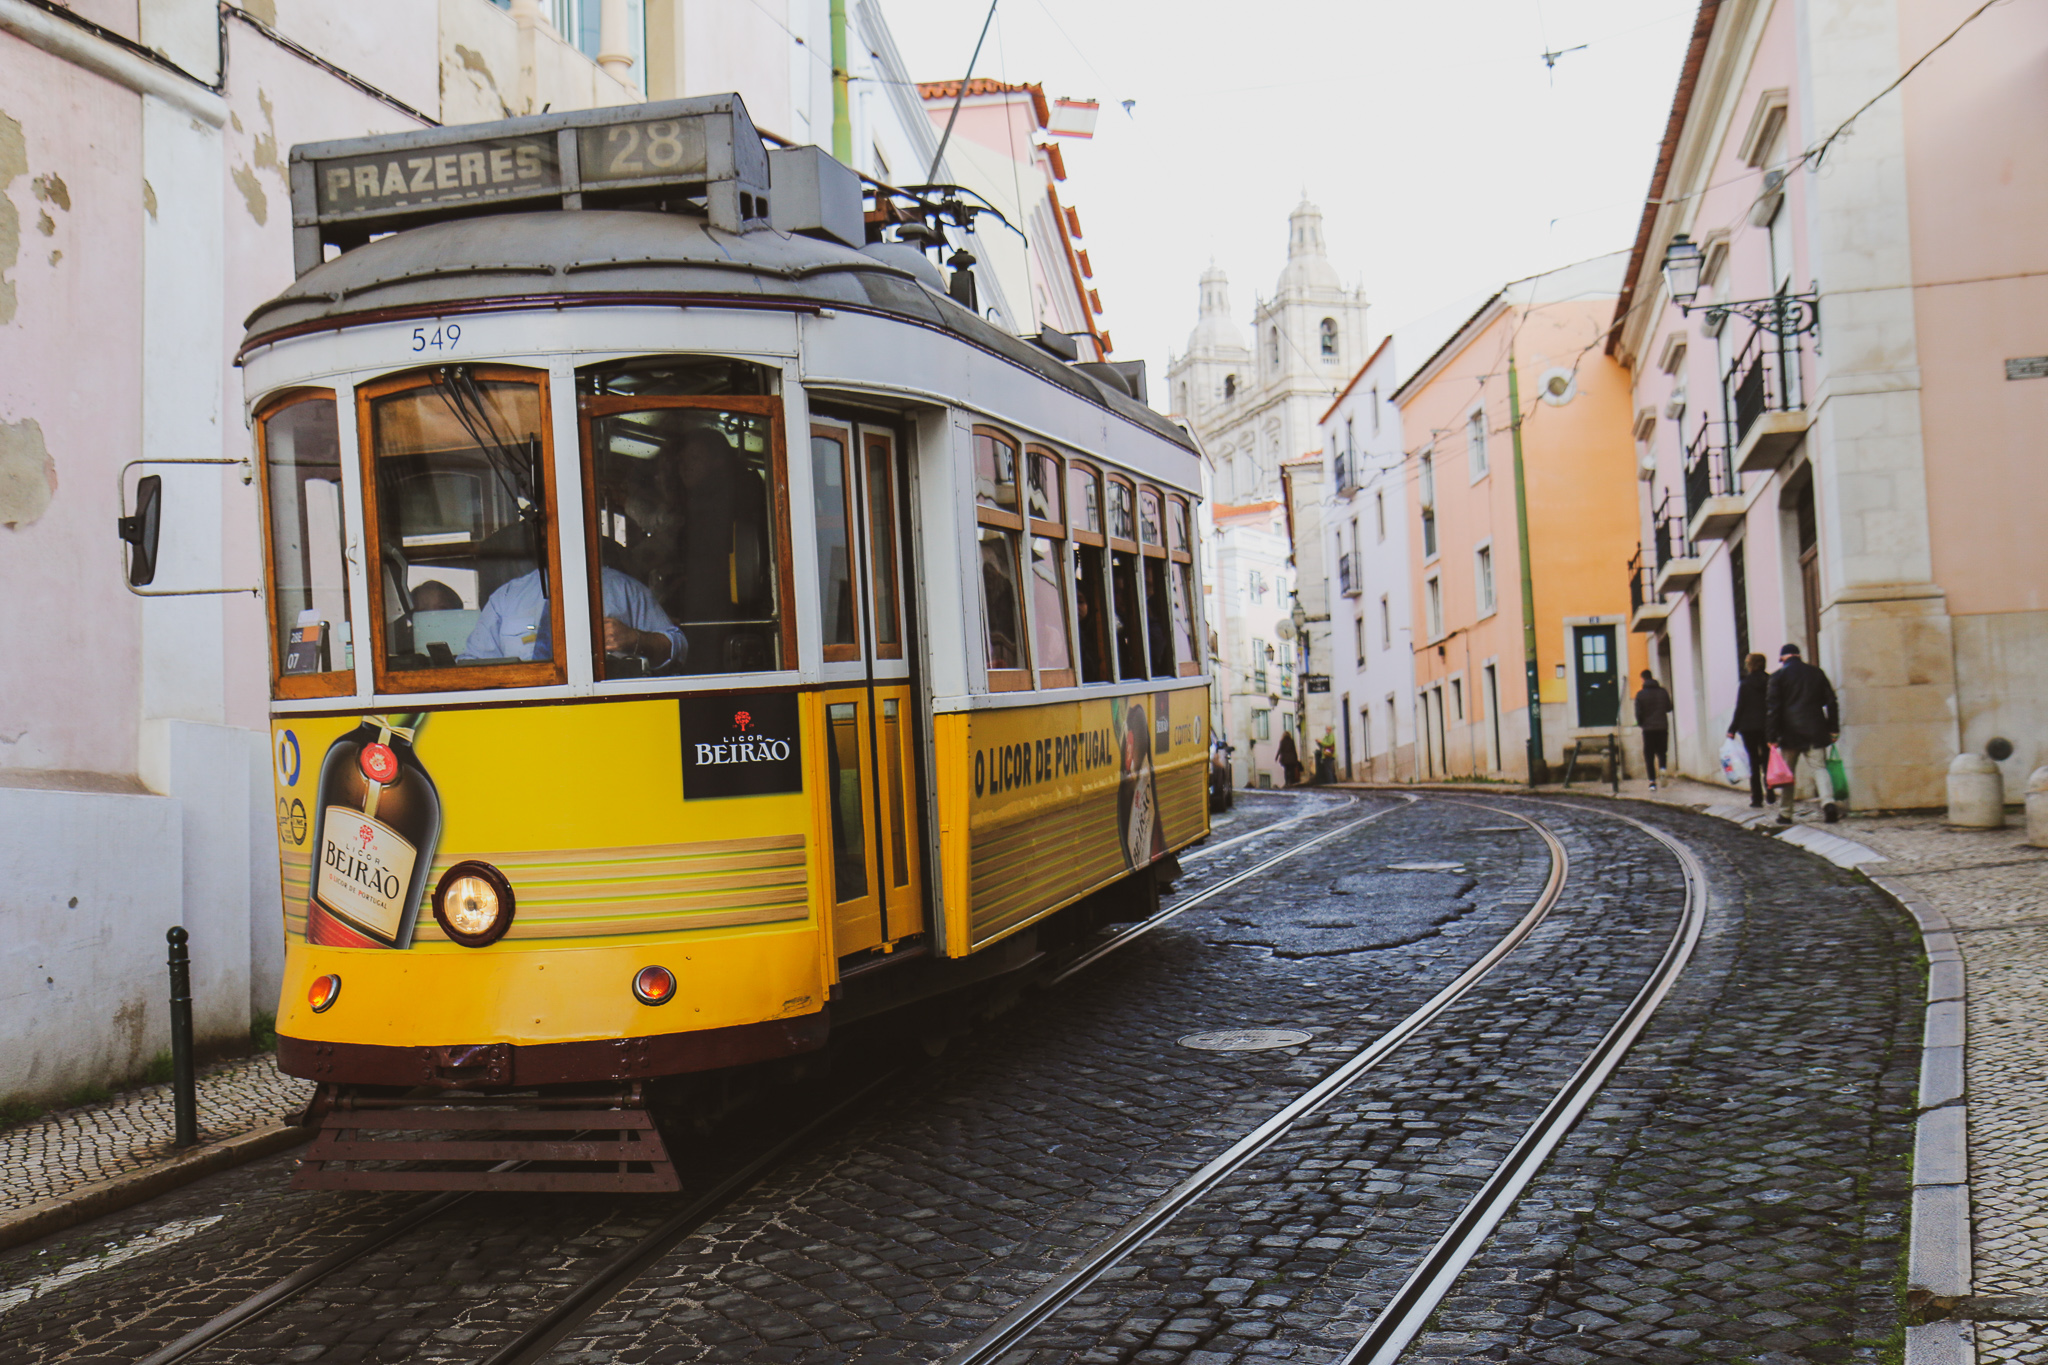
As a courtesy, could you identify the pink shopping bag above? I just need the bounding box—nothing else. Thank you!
[1765,744,1795,788]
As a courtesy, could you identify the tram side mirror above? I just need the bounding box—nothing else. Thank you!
[118,474,162,587]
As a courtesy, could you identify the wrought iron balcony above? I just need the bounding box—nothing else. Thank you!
[1334,450,1357,495]
[1628,549,1669,633]
[1652,495,1702,594]
[1683,420,1744,542]
[1725,303,1812,473]
[1338,550,1361,597]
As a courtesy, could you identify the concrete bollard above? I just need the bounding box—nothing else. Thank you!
[2027,766,2048,848]
[1946,753,2004,829]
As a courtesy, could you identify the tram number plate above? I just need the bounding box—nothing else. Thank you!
[579,117,709,184]
[410,323,462,353]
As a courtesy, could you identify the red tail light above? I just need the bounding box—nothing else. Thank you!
[632,965,675,1006]
[308,974,342,1012]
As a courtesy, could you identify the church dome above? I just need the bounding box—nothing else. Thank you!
[1186,264,1247,353]
[1276,199,1341,293]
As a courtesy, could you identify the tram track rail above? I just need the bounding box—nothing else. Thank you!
[121,797,1396,1365]
[944,795,1709,1365]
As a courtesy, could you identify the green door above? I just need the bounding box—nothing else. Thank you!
[1574,626,1620,727]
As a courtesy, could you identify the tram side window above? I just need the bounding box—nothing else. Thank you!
[1026,449,1074,689]
[1168,496,1201,674]
[973,428,1030,690]
[260,393,351,692]
[1107,478,1147,681]
[364,368,561,687]
[1139,484,1175,678]
[1068,461,1112,684]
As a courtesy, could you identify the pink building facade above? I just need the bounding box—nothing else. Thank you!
[1612,0,2048,808]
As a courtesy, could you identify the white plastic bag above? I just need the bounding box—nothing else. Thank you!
[1719,735,1751,786]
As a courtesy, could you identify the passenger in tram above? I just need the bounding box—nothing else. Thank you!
[659,425,772,669]
[458,565,686,669]
[410,579,464,613]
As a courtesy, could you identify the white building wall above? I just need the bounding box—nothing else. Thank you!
[1211,515,1295,788]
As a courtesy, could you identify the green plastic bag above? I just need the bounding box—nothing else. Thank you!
[1822,744,1849,804]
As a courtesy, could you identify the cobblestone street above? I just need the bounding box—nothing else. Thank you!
[0,793,1928,1365]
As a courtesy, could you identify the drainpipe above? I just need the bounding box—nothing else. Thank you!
[1508,350,1547,783]
[830,0,852,164]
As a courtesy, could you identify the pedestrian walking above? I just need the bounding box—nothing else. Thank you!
[1764,642,1840,824]
[1634,669,1674,789]
[1727,652,1770,808]
[1275,728,1303,787]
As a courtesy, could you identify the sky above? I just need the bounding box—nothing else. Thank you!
[876,0,1697,403]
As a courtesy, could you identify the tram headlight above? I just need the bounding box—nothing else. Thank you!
[632,965,676,1006]
[308,974,342,1012]
[433,861,516,947]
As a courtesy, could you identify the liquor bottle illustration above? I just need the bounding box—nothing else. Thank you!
[305,714,443,949]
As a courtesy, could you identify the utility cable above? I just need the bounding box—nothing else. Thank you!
[925,0,1002,184]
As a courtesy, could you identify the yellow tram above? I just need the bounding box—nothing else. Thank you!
[233,96,1210,1187]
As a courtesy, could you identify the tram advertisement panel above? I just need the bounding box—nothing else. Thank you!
[269,700,814,951]
[960,685,1207,947]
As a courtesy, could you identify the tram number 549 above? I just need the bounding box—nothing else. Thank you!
[410,324,462,353]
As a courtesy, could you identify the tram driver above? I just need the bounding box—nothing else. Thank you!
[458,565,687,669]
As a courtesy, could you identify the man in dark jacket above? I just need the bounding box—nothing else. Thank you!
[1764,642,1839,824]
[1634,670,1674,789]
[1727,653,1770,808]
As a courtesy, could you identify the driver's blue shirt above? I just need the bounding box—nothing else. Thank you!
[459,567,686,666]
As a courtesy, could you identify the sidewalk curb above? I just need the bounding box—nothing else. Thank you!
[1868,873,1976,1365]
[0,1122,310,1256]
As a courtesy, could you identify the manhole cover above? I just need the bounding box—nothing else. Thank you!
[1386,861,1464,872]
[1180,1029,1312,1052]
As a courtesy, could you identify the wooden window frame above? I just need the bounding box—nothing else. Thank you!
[256,387,355,701]
[577,391,796,680]
[1137,484,1168,559]
[1168,493,1203,676]
[1106,474,1139,554]
[863,429,905,662]
[358,365,565,696]
[805,420,864,663]
[1067,459,1105,548]
[1024,445,1075,689]
[974,425,1031,691]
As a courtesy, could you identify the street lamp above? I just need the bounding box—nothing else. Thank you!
[1661,233,1703,310]
[1660,232,1820,337]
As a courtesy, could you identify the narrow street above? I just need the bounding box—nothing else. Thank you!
[0,793,1921,1364]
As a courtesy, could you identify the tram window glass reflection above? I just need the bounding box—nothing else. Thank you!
[1108,479,1136,542]
[975,430,1019,514]
[1027,451,1061,523]
[979,526,1028,682]
[1169,499,1190,556]
[577,354,772,399]
[1068,462,1102,535]
[1168,495,1200,673]
[585,403,782,676]
[259,393,351,694]
[811,428,860,661]
[1138,487,1164,547]
[826,702,868,902]
[1030,536,1074,685]
[865,436,902,658]
[364,367,558,686]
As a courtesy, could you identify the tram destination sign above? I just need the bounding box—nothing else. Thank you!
[288,94,769,276]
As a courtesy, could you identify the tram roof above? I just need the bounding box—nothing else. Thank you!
[241,207,1194,454]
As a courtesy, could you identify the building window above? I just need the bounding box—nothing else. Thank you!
[1451,677,1463,720]
[1419,450,1438,559]
[1375,490,1386,541]
[1467,409,1488,479]
[1249,569,1266,600]
[1253,708,1271,741]
[1269,327,1281,366]
[1355,614,1365,665]
[1320,318,1338,358]
[1380,594,1391,649]
[1252,638,1268,691]
[1426,575,1443,640]
[1474,543,1496,616]
[1223,373,1237,401]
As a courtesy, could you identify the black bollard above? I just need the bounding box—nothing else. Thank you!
[166,926,198,1148]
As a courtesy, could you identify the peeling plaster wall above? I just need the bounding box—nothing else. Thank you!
[0,38,146,779]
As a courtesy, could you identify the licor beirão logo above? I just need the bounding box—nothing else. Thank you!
[695,711,789,766]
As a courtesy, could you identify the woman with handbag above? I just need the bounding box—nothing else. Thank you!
[1727,653,1770,808]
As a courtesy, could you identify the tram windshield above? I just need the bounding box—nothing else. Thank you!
[364,367,558,682]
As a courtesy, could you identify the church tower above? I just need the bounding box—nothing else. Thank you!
[1167,200,1369,505]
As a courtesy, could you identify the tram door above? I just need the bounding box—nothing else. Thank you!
[811,420,924,960]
